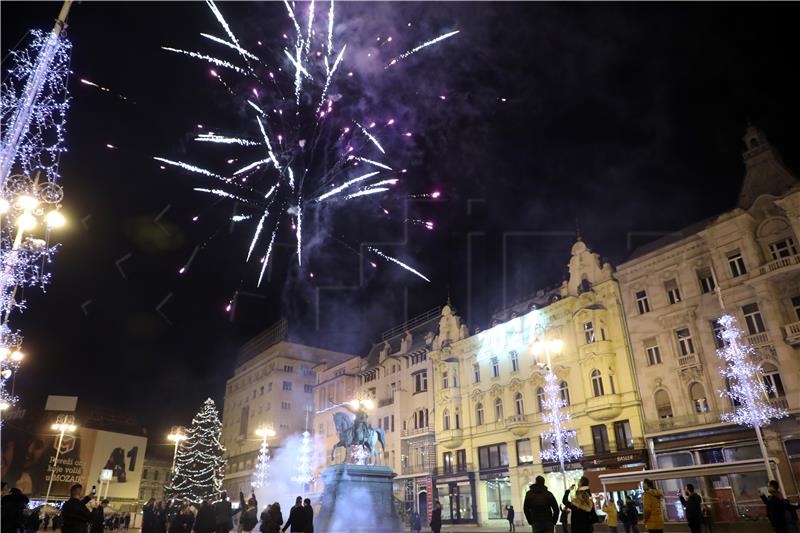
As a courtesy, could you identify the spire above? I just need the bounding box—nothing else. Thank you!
[575,218,582,242]
[738,126,797,208]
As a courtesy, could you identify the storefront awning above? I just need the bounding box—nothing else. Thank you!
[584,466,645,493]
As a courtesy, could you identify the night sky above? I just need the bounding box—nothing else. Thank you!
[2,2,799,440]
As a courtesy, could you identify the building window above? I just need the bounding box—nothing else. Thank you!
[304,384,313,393]
[484,478,512,520]
[491,357,500,378]
[711,320,728,349]
[516,439,533,464]
[698,267,716,294]
[676,328,695,356]
[665,279,682,305]
[142,469,149,480]
[636,290,651,314]
[769,238,798,260]
[153,470,159,481]
[583,321,595,344]
[284,365,294,373]
[268,382,272,392]
[536,387,545,412]
[239,405,249,437]
[727,250,747,277]
[454,411,461,429]
[441,371,449,390]
[283,381,292,391]
[591,424,610,454]
[473,363,481,383]
[260,386,264,395]
[655,390,673,419]
[762,364,786,398]
[443,409,450,431]
[476,403,485,425]
[494,398,504,421]
[725,377,742,407]
[644,338,662,365]
[443,451,453,473]
[478,443,509,469]
[511,351,519,372]
[792,296,800,321]
[591,369,604,397]
[613,420,633,450]
[281,401,291,410]
[413,371,428,393]
[690,382,709,413]
[514,393,524,416]
[560,382,570,405]
[742,303,766,335]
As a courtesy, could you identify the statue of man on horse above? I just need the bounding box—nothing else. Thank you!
[330,401,386,465]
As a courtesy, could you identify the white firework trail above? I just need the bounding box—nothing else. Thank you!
[195,133,261,146]
[247,210,268,262]
[368,247,430,283]
[305,0,315,56]
[154,157,225,180]
[366,178,399,187]
[326,0,335,59]
[354,122,385,154]
[387,30,460,67]
[233,158,271,176]
[200,33,259,61]
[344,187,389,200]
[287,166,296,190]
[256,117,281,168]
[257,226,279,287]
[193,187,248,202]
[353,156,392,170]
[315,45,346,115]
[161,47,244,73]
[247,100,265,115]
[205,0,254,65]
[295,197,303,266]
[232,214,251,222]
[315,171,380,202]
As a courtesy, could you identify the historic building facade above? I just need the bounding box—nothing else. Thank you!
[220,320,354,495]
[430,240,648,527]
[616,127,800,517]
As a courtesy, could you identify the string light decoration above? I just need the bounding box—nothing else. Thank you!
[165,398,226,502]
[540,370,583,465]
[717,314,788,426]
[251,436,271,489]
[292,430,313,485]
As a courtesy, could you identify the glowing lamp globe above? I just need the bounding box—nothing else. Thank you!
[0,198,9,214]
[15,195,38,211]
[532,342,544,356]
[550,339,564,354]
[16,212,36,231]
[2,369,12,379]
[45,210,66,228]
[10,350,24,362]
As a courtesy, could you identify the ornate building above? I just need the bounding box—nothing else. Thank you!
[430,240,648,527]
[615,126,800,518]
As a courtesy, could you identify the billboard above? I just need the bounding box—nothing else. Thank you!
[1,417,147,501]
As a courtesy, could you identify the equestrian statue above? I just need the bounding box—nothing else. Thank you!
[330,401,386,465]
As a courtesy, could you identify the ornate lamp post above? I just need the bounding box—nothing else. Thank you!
[44,414,76,504]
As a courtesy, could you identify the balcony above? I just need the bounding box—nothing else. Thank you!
[505,414,530,437]
[678,352,701,369]
[643,411,727,434]
[746,331,771,347]
[585,394,623,421]
[400,463,435,477]
[437,429,463,449]
[378,396,394,408]
[783,321,800,345]
[769,397,789,410]
[432,463,472,477]
[758,253,800,277]
[401,425,435,438]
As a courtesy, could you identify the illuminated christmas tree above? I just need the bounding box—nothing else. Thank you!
[540,370,582,488]
[165,399,226,502]
[292,430,313,485]
[251,439,270,489]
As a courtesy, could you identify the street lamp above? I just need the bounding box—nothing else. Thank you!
[252,426,276,489]
[44,414,76,504]
[167,426,188,475]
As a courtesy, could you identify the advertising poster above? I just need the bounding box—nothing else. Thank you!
[85,430,147,500]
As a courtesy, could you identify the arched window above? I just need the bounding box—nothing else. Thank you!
[654,390,673,419]
[515,393,524,416]
[443,409,450,431]
[560,381,571,406]
[536,387,545,412]
[591,369,605,397]
[454,409,461,429]
[762,364,786,398]
[413,411,419,429]
[689,382,709,413]
[725,377,742,407]
[476,403,485,425]
[494,398,504,421]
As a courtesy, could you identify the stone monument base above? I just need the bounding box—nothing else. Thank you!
[315,464,401,533]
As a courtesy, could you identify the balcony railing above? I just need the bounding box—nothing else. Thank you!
[400,463,436,476]
[506,414,528,425]
[783,321,800,345]
[678,353,701,368]
[432,463,473,477]
[378,396,394,408]
[758,253,800,276]
[643,411,727,433]
[746,331,771,347]
[769,397,789,410]
[401,425,435,438]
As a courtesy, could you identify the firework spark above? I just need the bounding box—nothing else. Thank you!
[368,247,430,282]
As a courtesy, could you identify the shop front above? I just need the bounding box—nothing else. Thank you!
[433,469,477,525]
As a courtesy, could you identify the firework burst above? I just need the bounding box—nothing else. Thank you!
[157,1,455,286]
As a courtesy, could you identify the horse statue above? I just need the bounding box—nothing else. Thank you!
[330,410,386,465]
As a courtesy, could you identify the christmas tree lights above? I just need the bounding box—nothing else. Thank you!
[251,439,270,489]
[292,430,313,485]
[165,399,226,502]
[540,370,583,466]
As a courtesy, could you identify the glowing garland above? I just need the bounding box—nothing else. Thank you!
[251,439,270,489]
[165,398,227,502]
[539,370,583,464]
[717,314,788,427]
[292,430,313,485]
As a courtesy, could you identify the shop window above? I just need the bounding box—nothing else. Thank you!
[484,478,512,519]
[475,403,484,425]
[591,369,605,397]
[516,439,534,465]
[690,382,709,413]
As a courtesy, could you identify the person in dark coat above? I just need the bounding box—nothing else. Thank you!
[142,499,157,533]
[2,487,30,533]
[25,506,43,533]
[679,485,703,533]
[260,503,282,533]
[282,497,304,533]
[237,492,259,533]
[302,499,313,533]
[214,493,234,533]
[562,477,596,533]
[155,501,168,533]
[506,505,516,532]
[194,500,217,533]
[430,500,442,533]
[524,476,560,533]
[623,497,639,533]
[410,511,422,533]
[91,500,109,533]
[761,481,789,533]
[61,484,93,533]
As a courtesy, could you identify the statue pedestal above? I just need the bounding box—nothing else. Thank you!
[316,464,400,533]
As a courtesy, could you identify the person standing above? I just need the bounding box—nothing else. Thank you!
[1,487,29,533]
[559,506,571,533]
[301,499,314,533]
[24,505,43,533]
[603,498,618,533]
[91,500,109,533]
[430,500,442,533]
[282,497,305,533]
[761,480,789,533]
[61,484,93,533]
[506,504,516,532]
[214,493,234,533]
[679,485,703,533]
[642,480,664,533]
[143,499,157,533]
[155,501,168,533]
[562,478,597,533]
[193,501,216,533]
[261,503,282,533]
[524,476,559,533]
[410,511,422,533]
[623,497,639,533]
[238,492,258,533]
